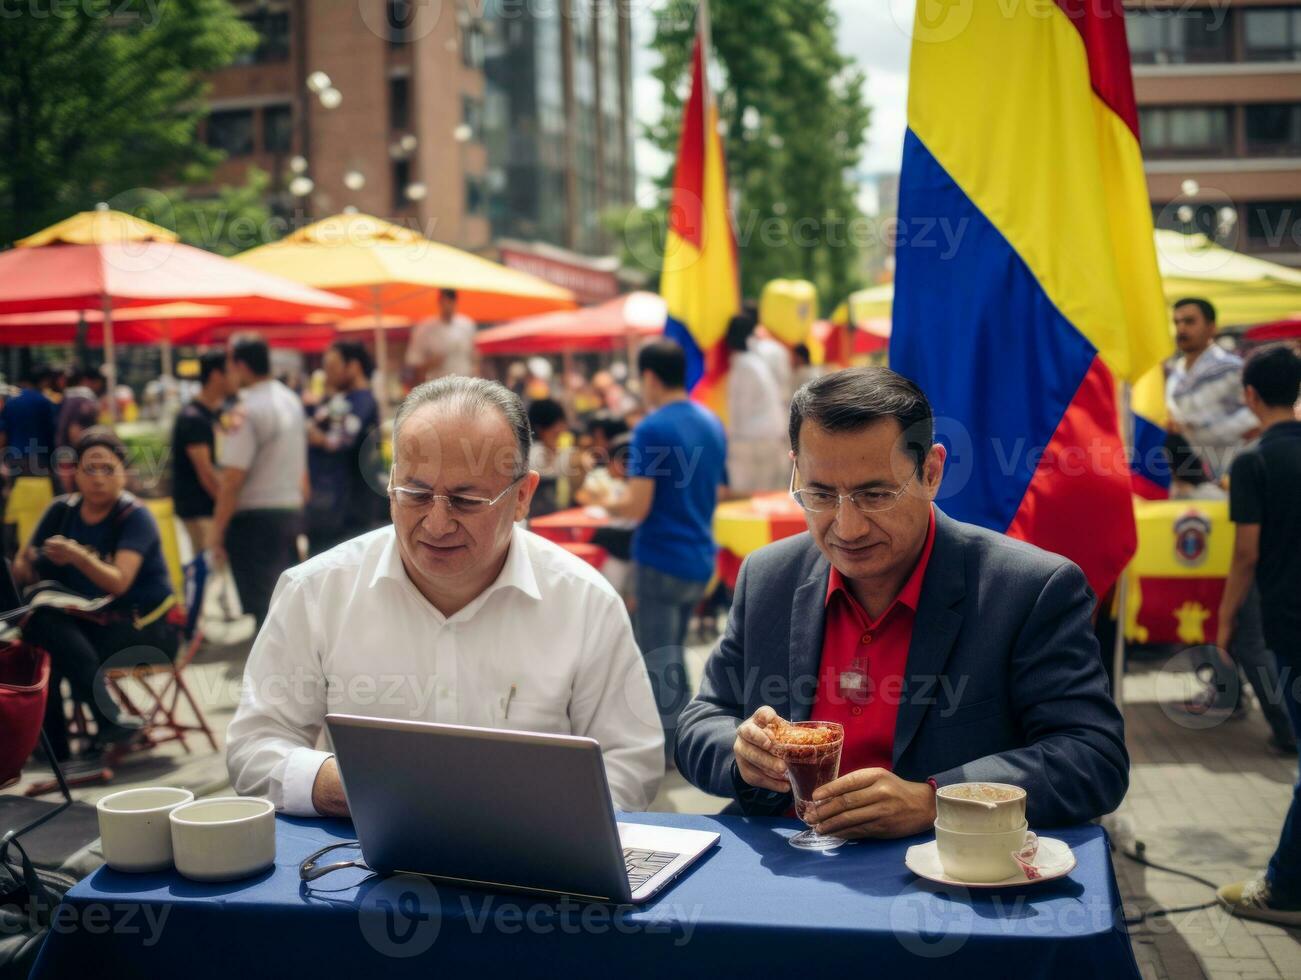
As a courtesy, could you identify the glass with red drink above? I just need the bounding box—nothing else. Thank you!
[767,719,845,851]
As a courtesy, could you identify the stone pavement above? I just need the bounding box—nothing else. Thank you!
[14,632,1301,977]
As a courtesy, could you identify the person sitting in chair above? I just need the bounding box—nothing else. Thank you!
[14,428,177,760]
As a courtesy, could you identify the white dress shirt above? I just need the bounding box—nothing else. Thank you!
[226,525,664,816]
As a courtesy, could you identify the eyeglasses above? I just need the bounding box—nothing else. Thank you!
[388,475,525,516]
[789,464,914,515]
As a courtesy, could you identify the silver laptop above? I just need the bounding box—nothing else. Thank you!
[325,713,719,903]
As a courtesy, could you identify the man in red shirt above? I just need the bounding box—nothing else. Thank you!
[675,368,1128,837]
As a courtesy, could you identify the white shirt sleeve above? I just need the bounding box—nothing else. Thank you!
[405,321,433,369]
[568,591,664,811]
[225,573,333,816]
[219,409,257,470]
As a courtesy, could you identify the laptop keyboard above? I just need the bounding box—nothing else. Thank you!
[623,848,678,890]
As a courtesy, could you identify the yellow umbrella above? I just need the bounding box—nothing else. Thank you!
[235,213,577,413]
[1155,230,1301,327]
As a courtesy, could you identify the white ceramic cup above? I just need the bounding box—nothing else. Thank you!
[934,821,1030,883]
[169,797,276,882]
[935,782,1027,833]
[97,787,195,873]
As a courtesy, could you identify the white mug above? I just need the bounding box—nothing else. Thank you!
[934,821,1031,883]
[935,782,1027,834]
[169,797,276,882]
[97,787,195,873]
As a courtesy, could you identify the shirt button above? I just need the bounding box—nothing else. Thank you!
[861,633,873,645]
[851,706,863,717]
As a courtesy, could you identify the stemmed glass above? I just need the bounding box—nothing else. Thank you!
[770,721,845,851]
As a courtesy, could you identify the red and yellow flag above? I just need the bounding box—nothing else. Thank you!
[660,2,740,418]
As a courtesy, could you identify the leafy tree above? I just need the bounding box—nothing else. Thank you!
[0,0,257,246]
[644,0,870,311]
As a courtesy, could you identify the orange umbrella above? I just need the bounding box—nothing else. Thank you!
[473,292,665,356]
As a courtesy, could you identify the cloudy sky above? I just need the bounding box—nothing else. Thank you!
[631,0,916,213]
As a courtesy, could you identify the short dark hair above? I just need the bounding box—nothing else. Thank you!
[441,288,458,302]
[230,335,271,377]
[793,343,812,366]
[69,365,105,387]
[75,426,128,465]
[527,397,566,433]
[789,367,934,474]
[725,313,756,353]
[586,411,629,442]
[608,432,633,468]
[198,351,227,386]
[330,340,374,378]
[638,340,687,391]
[1174,297,1216,325]
[1244,343,1301,408]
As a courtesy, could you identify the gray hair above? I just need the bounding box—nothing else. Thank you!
[393,377,532,478]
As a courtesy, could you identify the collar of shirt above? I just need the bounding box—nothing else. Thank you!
[369,523,543,623]
[824,506,937,628]
[1174,343,1237,382]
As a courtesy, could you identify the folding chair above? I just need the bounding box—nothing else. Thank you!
[102,553,217,754]
[1,641,75,823]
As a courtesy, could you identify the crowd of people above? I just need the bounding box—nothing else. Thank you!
[5,289,1301,925]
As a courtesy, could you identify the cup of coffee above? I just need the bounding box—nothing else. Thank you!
[934,822,1031,882]
[169,797,276,882]
[97,787,195,872]
[935,782,1027,833]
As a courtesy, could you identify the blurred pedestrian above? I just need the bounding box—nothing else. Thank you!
[605,341,728,752]
[726,314,788,494]
[305,341,384,555]
[526,397,573,518]
[1217,343,1301,924]
[210,335,307,628]
[405,287,478,383]
[170,351,228,557]
[0,365,57,480]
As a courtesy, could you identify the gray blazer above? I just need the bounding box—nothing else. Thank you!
[675,509,1129,827]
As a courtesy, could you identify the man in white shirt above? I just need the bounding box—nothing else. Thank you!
[226,376,664,816]
[726,314,789,494]
[405,288,478,382]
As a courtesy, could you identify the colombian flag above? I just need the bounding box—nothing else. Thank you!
[891,1,1171,598]
[1131,364,1173,499]
[660,3,740,416]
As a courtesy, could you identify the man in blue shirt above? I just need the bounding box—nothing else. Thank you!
[1,366,57,479]
[606,341,728,752]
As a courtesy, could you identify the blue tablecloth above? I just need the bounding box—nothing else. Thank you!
[32,812,1138,979]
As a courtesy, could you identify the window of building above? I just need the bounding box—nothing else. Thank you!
[1127,8,1231,65]
[466,175,487,216]
[392,158,411,209]
[1246,200,1301,246]
[462,18,485,69]
[462,96,484,141]
[233,9,290,65]
[1138,106,1232,157]
[390,76,410,131]
[1244,8,1301,62]
[262,104,293,153]
[206,109,255,157]
[1246,104,1301,156]
[387,0,414,46]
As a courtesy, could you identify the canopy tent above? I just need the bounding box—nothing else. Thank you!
[235,213,577,412]
[1244,318,1301,342]
[0,210,353,411]
[0,303,230,346]
[473,292,666,357]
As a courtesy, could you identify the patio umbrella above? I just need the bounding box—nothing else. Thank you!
[0,209,354,413]
[1155,230,1301,327]
[472,292,665,357]
[235,213,578,413]
[0,303,230,346]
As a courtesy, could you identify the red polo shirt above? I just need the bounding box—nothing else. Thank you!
[810,508,936,776]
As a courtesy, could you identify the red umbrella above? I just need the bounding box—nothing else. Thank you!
[0,210,354,410]
[1245,319,1301,342]
[0,303,232,346]
[473,292,666,356]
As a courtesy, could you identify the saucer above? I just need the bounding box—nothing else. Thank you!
[905,836,1076,888]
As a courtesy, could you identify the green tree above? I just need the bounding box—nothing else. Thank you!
[0,0,257,246]
[644,0,870,311]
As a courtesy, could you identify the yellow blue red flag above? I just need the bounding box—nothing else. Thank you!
[891,0,1172,597]
[660,2,740,416]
